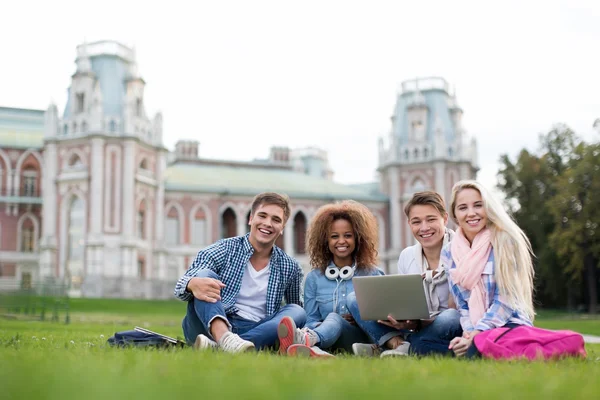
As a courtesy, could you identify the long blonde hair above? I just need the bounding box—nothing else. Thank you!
[450,180,535,321]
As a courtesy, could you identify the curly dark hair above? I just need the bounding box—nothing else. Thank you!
[306,200,379,272]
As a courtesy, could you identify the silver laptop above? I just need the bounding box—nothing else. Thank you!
[352,274,430,321]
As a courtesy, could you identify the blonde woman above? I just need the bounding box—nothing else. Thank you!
[443,180,535,358]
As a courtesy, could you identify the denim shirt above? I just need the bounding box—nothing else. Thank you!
[304,264,384,329]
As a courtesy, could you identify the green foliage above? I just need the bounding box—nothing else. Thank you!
[497,125,600,311]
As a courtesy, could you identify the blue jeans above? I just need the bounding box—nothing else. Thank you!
[347,292,463,356]
[181,269,307,350]
[312,312,371,352]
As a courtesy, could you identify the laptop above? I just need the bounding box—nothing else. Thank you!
[352,274,430,321]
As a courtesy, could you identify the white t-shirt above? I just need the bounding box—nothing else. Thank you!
[397,244,450,312]
[235,261,270,322]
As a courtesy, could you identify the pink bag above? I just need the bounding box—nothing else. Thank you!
[473,325,587,360]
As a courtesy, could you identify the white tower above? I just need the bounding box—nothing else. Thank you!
[41,41,167,298]
[377,77,478,272]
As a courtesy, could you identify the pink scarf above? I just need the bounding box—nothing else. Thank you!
[450,227,492,327]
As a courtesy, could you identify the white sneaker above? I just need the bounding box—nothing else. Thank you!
[352,343,381,357]
[193,334,218,351]
[287,344,335,358]
[380,342,411,358]
[278,316,309,354]
[218,332,255,353]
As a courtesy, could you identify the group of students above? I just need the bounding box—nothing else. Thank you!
[174,179,535,358]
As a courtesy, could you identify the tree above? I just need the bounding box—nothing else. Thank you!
[497,124,600,312]
[547,140,600,313]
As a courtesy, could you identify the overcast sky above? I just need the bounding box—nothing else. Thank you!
[1,0,598,191]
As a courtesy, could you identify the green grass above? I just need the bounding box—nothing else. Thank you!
[1,299,599,400]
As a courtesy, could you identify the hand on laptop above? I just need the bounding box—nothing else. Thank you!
[377,315,419,331]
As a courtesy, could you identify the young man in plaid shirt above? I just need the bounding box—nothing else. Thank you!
[174,192,306,353]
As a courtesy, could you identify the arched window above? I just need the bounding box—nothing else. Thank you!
[63,124,68,135]
[72,122,77,133]
[139,158,148,170]
[448,147,454,157]
[22,167,38,197]
[221,208,237,239]
[293,212,307,254]
[414,148,419,159]
[68,153,83,168]
[404,149,409,160]
[109,120,117,133]
[165,206,180,245]
[81,121,88,133]
[21,217,35,252]
[423,148,429,158]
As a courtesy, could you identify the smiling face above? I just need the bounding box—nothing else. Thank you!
[328,218,356,267]
[454,188,488,244]
[408,204,448,251]
[248,203,286,249]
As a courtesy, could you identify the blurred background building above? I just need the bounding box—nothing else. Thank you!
[0,41,478,298]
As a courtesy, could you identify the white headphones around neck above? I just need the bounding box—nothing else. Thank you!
[325,265,356,281]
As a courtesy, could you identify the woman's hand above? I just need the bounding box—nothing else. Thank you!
[377,315,419,331]
[449,330,480,357]
[448,336,471,357]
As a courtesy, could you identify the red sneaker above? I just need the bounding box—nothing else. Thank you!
[277,316,308,355]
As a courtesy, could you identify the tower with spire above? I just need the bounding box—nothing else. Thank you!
[40,40,167,297]
[377,77,478,270]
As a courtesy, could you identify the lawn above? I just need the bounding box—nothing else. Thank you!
[1,299,599,400]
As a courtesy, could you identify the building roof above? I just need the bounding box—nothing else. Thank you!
[0,107,45,149]
[164,163,388,202]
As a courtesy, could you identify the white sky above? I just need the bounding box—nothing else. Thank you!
[1,0,598,191]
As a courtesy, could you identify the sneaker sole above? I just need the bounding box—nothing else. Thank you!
[380,351,409,358]
[277,316,297,355]
[287,344,334,358]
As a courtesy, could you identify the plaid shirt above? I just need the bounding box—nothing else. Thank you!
[174,233,303,316]
[441,245,533,332]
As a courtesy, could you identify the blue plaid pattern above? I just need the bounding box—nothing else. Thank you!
[174,233,303,316]
[441,245,533,332]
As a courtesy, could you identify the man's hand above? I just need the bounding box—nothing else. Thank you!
[377,315,419,331]
[186,277,226,303]
[341,313,356,326]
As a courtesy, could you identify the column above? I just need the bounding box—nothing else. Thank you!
[122,140,135,236]
[154,150,167,281]
[388,167,402,250]
[39,142,58,278]
[89,138,105,235]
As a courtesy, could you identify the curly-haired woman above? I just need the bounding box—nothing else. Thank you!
[277,200,383,358]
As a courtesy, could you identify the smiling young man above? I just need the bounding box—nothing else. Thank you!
[349,191,462,358]
[173,192,306,353]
